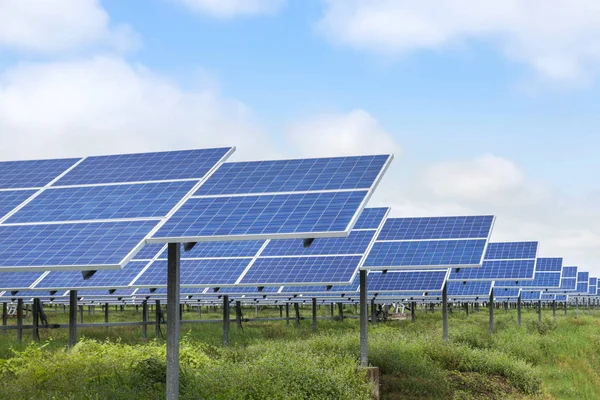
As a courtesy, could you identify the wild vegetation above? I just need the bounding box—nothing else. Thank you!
[0,303,599,399]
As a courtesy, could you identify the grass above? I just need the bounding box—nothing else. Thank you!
[0,303,599,399]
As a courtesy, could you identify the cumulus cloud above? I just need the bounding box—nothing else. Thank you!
[0,0,138,54]
[287,109,401,157]
[172,0,285,18]
[0,57,277,161]
[318,0,600,81]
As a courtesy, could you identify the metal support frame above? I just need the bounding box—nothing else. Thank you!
[155,300,161,338]
[236,301,242,332]
[538,300,542,323]
[309,298,316,333]
[32,298,40,342]
[489,288,494,335]
[69,291,77,347]
[465,302,469,317]
[79,305,84,324]
[576,297,579,318]
[2,303,6,335]
[564,300,567,316]
[223,296,230,344]
[142,300,148,339]
[517,295,522,326]
[359,269,368,367]
[294,303,300,328]
[552,300,557,324]
[442,282,448,342]
[16,299,23,342]
[338,302,344,322]
[330,303,334,321]
[166,243,181,400]
[285,303,290,325]
[411,301,416,322]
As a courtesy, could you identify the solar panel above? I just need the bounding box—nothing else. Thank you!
[362,215,494,270]
[261,230,375,257]
[0,271,45,290]
[183,240,265,258]
[555,294,568,302]
[74,289,137,297]
[521,291,541,301]
[447,281,492,298]
[494,257,562,289]
[7,181,196,223]
[367,270,448,293]
[0,221,156,271]
[559,277,577,291]
[494,288,521,298]
[448,241,538,281]
[55,148,232,186]
[32,261,148,290]
[588,277,597,295]
[535,258,563,272]
[0,148,234,272]
[132,258,251,288]
[0,158,80,189]
[562,266,578,278]
[541,293,555,301]
[576,272,589,294]
[133,244,167,260]
[149,155,392,243]
[353,207,391,230]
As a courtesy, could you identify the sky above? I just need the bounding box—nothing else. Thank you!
[1,0,600,273]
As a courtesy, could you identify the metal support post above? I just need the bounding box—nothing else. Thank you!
[538,300,542,323]
[16,299,23,342]
[79,305,84,324]
[142,300,148,339]
[155,300,161,338]
[2,302,6,335]
[312,298,317,333]
[166,243,181,400]
[370,298,376,325]
[338,302,344,322]
[564,300,567,316]
[553,300,557,324]
[330,303,334,321]
[223,296,230,344]
[517,295,522,326]
[236,301,242,332]
[294,303,300,328]
[489,288,494,335]
[359,270,368,367]
[576,297,579,318]
[32,298,40,342]
[411,301,416,322]
[69,291,77,347]
[442,283,448,342]
[285,303,290,325]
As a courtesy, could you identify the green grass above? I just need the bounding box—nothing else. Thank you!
[0,303,599,399]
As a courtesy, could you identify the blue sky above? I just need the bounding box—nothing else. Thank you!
[1,0,600,271]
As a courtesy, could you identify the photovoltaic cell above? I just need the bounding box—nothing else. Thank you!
[350,207,389,230]
[0,271,44,290]
[133,244,166,260]
[577,282,589,293]
[183,240,266,258]
[0,190,37,220]
[214,286,281,294]
[484,241,538,260]
[7,181,196,223]
[541,293,555,301]
[132,258,251,287]
[0,221,156,271]
[33,261,148,289]
[521,291,541,301]
[194,155,390,195]
[555,295,568,302]
[239,256,362,285]
[560,278,577,291]
[447,281,492,297]
[75,289,136,297]
[578,272,589,282]
[151,191,368,241]
[494,288,521,298]
[496,272,561,289]
[261,230,375,257]
[364,239,486,269]
[0,158,80,189]
[367,270,447,292]
[55,148,232,186]
[377,216,493,241]
[590,277,597,286]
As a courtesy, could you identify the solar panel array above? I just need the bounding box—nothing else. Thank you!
[0,148,234,271]
[447,281,492,298]
[362,216,494,270]
[495,258,562,290]
[577,272,590,294]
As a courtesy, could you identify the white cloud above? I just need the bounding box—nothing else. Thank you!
[0,56,276,161]
[318,0,600,81]
[173,0,285,18]
[0,0,138,53]
[287,109,401,157]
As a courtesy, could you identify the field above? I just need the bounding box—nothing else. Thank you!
[1,304,599,399]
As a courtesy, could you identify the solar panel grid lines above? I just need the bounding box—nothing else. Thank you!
[483,241,539,261]
[562,266,578,278]
[555,295,568,302]
[541,293,556,301]
[535,257,563,272]
[447,259,536,282]
[0,190,39,221]
[0,271,46,290]
[366,269,449,293]
[376,215,495,241]
[0,157,82,189]
[493,288,521,298]
[494,271,562,289]
[559,277,577,291]
[446,281,493,298]
[234,241,271,284]
[521,291,542,301]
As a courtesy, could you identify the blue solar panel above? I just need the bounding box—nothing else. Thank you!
[132,258,251,287]
[494,288,521,298]
[555,295,568,302]
[0,158,80,189]
[239,256,362,285]
[0,190,37,220]
[7,181,196,223]
[560,278,577,291]
[353,207,389,230]
[33,261,147,289]
[535,258,563,272]
[280,284,358,294]
[562,266,578,278]
[0,290,59,298]
[261,230,375,257]
[590,277,597,286]
[183,240,266,258]
[0,221,155,270]
[484,241,538,260]
[367,270,447,292]
[541,293,555,301]
[75,289,136,297]
[133,244,166,260]
[578,272,589,282]
[151,191,367,240]
[577,282,589,293]
[377,216,493,241]
[215,286,281,294]
[364,239,486,268]
[496,272,561,288]
[0,271,44,290]
[448,259,535,281]
[447,281,492,297]
[521,291,541,301]
[194,155,390,195]
[55,148,232,186]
